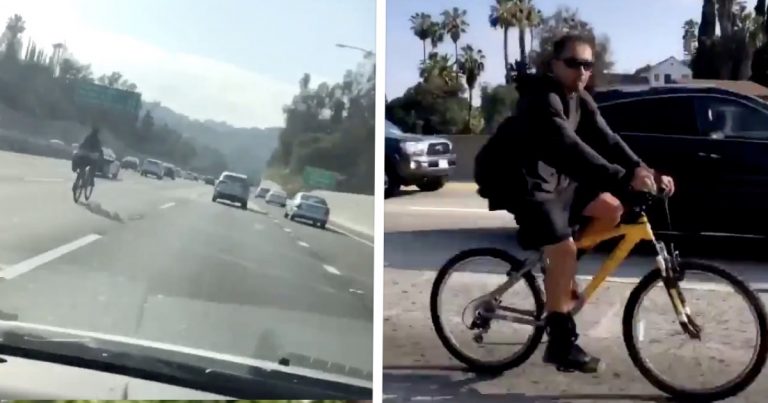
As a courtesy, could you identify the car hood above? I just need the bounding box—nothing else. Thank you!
[0,320,371,398]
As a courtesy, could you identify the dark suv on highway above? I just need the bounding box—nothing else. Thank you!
[593,84,768,239]
[384,120,456,198]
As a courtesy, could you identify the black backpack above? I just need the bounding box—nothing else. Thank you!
[474,114,528,211]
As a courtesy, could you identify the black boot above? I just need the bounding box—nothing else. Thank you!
[542,311,603,373]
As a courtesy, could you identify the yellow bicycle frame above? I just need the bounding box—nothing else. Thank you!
[572,214,656,309]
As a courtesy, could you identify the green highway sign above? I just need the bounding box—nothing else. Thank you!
[303,166,339,190]
[74,81,142,116]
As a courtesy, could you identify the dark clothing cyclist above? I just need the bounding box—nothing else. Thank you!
[491,34,675,374]
[72,127,104,185]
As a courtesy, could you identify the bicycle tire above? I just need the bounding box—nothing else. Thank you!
[84,166,94,201]
[622,260,768,401]
[72,168,84,203]
[430,247,545,373]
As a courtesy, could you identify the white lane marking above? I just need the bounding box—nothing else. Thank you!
[159,202,176,209]
[323,265,341,275]
[408,206,487,213]
[0,234,101,280]
[349,289,365,294]
[298,241,310,248]
[327,224,374,248]
[284,228,292,233]
[24,177,65,182]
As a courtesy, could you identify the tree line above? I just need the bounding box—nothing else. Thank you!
[388,0,768,137]
[0,14,228,175]
[266,59,375,196]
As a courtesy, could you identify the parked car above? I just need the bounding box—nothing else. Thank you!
[284,193,330,228]
[95,147,120,179]
[121,156,140,171]
[384,120,456,198]
[593,84,768,239]
[163,164,176,180]
[265,189,288,207]
[212,172,249,209]
[140,159,164,179]
[254,186,271,199]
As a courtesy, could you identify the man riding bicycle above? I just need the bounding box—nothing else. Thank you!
[492,34,675,373]
[72,126,104,186]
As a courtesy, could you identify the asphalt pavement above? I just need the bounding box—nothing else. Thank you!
[384,182,768,402]
[0,150,373,382]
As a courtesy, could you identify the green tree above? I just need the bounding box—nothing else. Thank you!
[480,83,518,134]
[410,12,433,63]
[419,52,459,87]
[441,7,469,65]
[457,45,485,130]
[2,14,25,61]
[509,0,543,74]
[683,19,699,59]
[428,21,445,53]
[489,0,517,84]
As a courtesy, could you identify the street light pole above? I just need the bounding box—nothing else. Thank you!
[336,43,375,59]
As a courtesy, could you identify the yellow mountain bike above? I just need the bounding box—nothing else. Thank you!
[430,190,768,401]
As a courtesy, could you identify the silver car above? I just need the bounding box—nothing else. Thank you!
[212,172,250,210]
[265,189,287,207]
[284,193,330,228]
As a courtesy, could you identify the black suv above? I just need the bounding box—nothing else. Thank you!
[384,120,456,198]
[593,84,768,238]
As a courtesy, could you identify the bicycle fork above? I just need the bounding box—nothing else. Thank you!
[656,244,702,339]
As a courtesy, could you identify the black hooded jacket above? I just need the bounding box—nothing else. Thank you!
[503,74,645,204]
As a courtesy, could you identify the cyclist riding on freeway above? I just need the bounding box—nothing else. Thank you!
[480,34,675,373]
[72,126,104,187]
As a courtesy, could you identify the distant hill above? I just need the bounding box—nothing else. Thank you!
[142,101,281,181]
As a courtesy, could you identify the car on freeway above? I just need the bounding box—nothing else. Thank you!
[163,164,176,180]
[203,176,215,185]
[284,192,330,229]
[121,156,140,171]
[212,171,250,210]
[593,83,768,239]
[95,147,120,179]
[384,120,456,198]
[254,186,271,198]
[140,158,164,179]
[265,189,288,207]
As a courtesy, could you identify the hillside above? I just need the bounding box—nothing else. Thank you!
[142,102,281,181]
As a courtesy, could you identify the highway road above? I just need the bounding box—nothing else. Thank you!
[384,183,768,402]
[0,150,373,384]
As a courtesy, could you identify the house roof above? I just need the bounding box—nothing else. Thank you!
[633,56,686,75]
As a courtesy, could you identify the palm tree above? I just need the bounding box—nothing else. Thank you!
[410,13,433,63]
[428,21,445,53]
[489,0,517,84]
[457,45,486,126]
[510,0,542,73]
[3,14,26,59]
[419,52,456,86]
[441,7,469,64]
[683,19,699,58]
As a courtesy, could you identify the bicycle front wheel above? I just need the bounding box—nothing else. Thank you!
[430,248,545,373]
[72,169,84,203]
[84,167,94,201]
[623,260,768,401]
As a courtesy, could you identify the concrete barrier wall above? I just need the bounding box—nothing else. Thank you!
[443,134,489,182]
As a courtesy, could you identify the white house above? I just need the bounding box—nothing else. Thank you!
[634,56,693,86]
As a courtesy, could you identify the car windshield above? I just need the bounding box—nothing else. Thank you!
[0,0,374,396]
[302,195,328,206]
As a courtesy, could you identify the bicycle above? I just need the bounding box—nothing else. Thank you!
[430,189,768,401]
[72,157,96,203]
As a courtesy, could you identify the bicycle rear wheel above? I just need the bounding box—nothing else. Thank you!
[430,248,545,373]
[72,169,84,203]
[623,260,768,401]
[83,166,94,201]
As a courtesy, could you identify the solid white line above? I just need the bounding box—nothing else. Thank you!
[284,228,292,233]
[159,202,176,209]
[0,234,101,279]
[326,224,374,248]
[323,264,341,275]
[298,241,309,248]
[408,206,487,213]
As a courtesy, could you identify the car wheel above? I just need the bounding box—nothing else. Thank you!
[283,212,288,218]
[241,201,248,210]
[319,221,326,229]
[417,177,446,192]
[212,195,217,202]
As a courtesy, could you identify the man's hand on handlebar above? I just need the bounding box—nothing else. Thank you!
[630,166,675,197]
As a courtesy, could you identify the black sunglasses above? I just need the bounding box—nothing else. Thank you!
[560,57,594,71]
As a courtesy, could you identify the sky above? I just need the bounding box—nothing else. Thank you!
[0,0,376,128]
[386,0,756,101]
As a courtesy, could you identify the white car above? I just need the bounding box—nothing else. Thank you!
[212,172,250,210]
[265,190,287,207]
[284,193,330,229]
[140,159,164,179]
[97,147,120,179]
